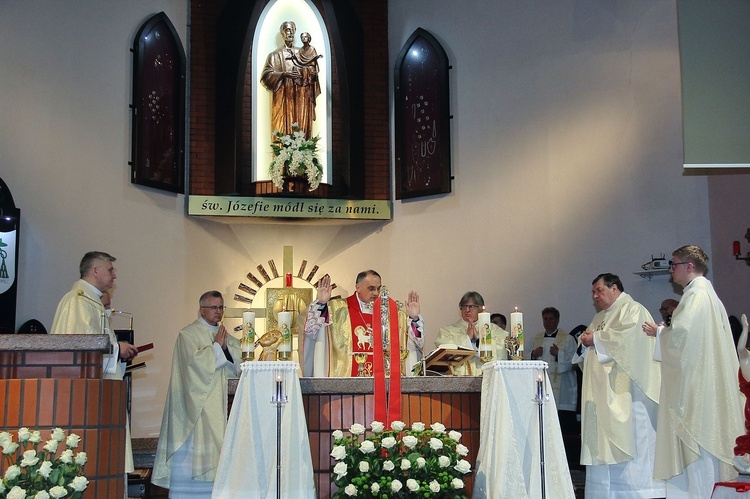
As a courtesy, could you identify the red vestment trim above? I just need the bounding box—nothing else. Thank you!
[372,296,402,424]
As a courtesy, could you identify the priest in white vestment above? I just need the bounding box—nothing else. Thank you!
[643,245,745,498]
[435,291,508,375]
[529,306,578,412]
[302,271,424,377]
[574,273,664,498]
[50,251,138,478]
[152,291,241,498]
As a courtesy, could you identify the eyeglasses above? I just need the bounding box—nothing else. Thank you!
[658,307,669,311]
[668,261,690,270]
[460,305,480,311]
[201,305,226,311]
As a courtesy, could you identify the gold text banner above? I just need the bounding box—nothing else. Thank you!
[188,196,392,220]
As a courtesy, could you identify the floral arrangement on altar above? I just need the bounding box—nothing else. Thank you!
[330,420,472,498]
[269,123,323,191]
[0,428,88,499]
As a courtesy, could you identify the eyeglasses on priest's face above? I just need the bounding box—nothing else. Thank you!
[201,305,226,311]
[460,304,480,311]
[668,261,690,270]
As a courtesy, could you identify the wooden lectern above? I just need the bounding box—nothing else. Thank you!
[414,345,476,376]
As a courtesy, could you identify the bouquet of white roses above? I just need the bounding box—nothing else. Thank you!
[330,420,471,498]
[269,123,323,191]
[0,427,88,499]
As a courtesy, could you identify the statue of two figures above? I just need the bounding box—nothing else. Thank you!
[260,20,323,140]
[734,315,750,473]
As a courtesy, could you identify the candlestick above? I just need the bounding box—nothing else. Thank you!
[277,311,292,360]
[241,311,256,361]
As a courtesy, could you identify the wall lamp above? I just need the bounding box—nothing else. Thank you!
[733,229,750,265]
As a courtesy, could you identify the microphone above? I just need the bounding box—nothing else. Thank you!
[76,290,107,337]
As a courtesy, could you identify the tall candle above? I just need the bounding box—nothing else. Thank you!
[242,311,256,352]
[277,311,292,352]
[477,312,491,351]
[510,307,523,339]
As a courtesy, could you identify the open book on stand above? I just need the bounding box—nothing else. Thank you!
[412,344,476,376]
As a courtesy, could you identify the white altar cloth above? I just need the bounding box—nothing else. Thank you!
[211,361,315,499]
[473,360,575,499]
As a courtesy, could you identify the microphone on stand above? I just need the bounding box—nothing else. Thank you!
[76,290,106,337]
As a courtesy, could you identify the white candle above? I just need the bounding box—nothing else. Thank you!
[242,311,255,352]
[277,311,292,352]
[477,312,491,350]
[510,307,523,339]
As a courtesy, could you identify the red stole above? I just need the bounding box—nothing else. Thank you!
[347,295,373,377]
[372,295,402,425]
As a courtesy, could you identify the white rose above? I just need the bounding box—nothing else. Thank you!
[416,457,426,468]
[390,479,403,493]
[333,462,348,479]
[406,479,419,491]
[430,422,446,433]
[400,458,411,470]
[38,461,53,478]
[51,428,65,443]
[428,437,443,450]
[330,445,347,460]
[370,483,380,494]
[7,486,26,499]
[349,423,366,436]
[59,449,73,464]
[28,431,41,444]
[66,434,81,448]
[390,420,406,432]
[438,455,451,467]
[454,459,472,474]
[75,452,88,466]
[5,465,21,480]
[20,449,39,467]
[43,440,58,453]
[344,484,357,496]
[17,428,30,443]
[332,430,344,440]
[34,492,50,499]
[3,442,19,455]
[0,432,12,448]
[456,443,469,456]
[402,435,418,449]
[429,480,441,492]
[449,430,462,441]
[359,440,376,454]
[49,486,67,499]
[452,478,465,489]
[411,422,425,432]
[69,476,89,492]
[359,461,369,473]
[370,421,384,434]
[383,460,395,471]
[381,436,396,449]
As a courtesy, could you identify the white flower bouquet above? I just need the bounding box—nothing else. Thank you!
[330,420,472,498]
[269,123,323,191]
[0,427,88,499]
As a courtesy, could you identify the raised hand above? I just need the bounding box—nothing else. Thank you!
[406,290,420,320]
[316,274,333,304]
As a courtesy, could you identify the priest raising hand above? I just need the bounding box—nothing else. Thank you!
[302,270,425,377]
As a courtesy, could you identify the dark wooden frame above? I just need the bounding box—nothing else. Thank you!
[394,28,452,200]
[130,12,186,193]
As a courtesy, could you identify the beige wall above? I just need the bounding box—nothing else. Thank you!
[2,0,744,439]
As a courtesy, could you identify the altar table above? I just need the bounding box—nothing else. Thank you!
[212,361,315,498]
[473,360,575,499]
